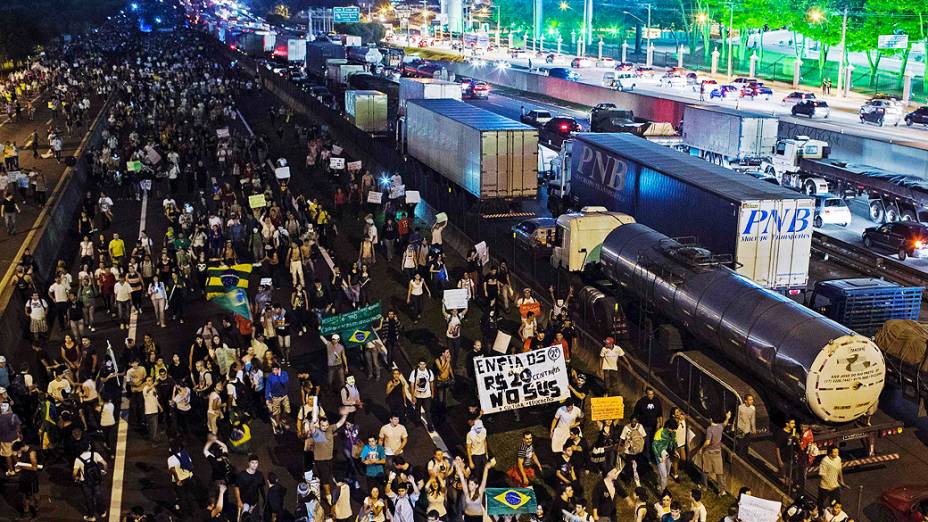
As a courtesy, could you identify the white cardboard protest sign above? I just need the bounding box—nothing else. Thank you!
[405,190,421,204]
[443,289,468,310]
[475,345,570,412]
[367,191,383,204]
[475,241,489,266]
[274,166,291,179]
[435,212,448,223]
[216,127,230,139]
[331,145,343,155]
[389,184,405,199]
[491,331,512,354]
[738,495,782,522]
[347,160,362,172]
[330,157,345,169]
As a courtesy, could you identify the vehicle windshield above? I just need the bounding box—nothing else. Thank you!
[824,198,846,208]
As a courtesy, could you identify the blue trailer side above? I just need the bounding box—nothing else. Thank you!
[810,278,923,336]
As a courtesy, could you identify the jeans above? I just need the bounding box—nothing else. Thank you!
[3,212,15,233]
[81,481,105,518]
[146,412,160,440]
[69,319,86,340]
[364,348,381,379]
[116,300,131,326]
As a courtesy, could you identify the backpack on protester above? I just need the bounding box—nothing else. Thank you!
[80,453,104,484]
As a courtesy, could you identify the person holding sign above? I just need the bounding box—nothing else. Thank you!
[516,287,541,320]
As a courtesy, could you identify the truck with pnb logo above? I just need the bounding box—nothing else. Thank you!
[549,133,814,293]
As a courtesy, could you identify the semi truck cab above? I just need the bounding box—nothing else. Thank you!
[762,136,830,192]
[547,140,573,214]
[550,207,636,272]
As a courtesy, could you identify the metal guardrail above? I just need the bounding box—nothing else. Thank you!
[811,232,928,289]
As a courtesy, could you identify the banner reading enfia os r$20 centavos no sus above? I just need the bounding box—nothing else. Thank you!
[474,345,569,413]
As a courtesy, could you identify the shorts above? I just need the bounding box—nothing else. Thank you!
[268,395,291,416]
[314,459,334,487]
[0,440,16,457]
[702,449,724,475]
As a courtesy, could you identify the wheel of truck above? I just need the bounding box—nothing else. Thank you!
[907,117,914,126]
[899,248,908,261]
[869,201,885,222]
[886,205,900,222]
[864,237,873,248]
[814,216,823,228]
[902,210,917,222]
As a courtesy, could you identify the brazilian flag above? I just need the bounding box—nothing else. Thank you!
[206,263,253,299]
[211,288,252,321]
[486,487,537,515]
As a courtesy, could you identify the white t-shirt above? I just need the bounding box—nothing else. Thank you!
[600,345,625,371]
[100,402,116,427]
[466,429,487,456]
[379,423,408,455]
[409,368,434,399]
[143,386,160,415]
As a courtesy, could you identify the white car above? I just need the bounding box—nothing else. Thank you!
[859,99,903,126]
[813,194,852,228]
[613,72,637,91]
[597,57,617,68]
[658,74,687,88]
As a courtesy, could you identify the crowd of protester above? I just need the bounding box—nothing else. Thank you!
[0,8,854,522]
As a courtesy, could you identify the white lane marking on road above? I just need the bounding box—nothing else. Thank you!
[237,108,254,137]
[108,190,147,522]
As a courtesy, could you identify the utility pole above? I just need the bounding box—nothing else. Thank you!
[836,6,848,95]
[646,4,652,48]
[726,2,733,78]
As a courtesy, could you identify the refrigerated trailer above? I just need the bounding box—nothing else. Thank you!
[550,133,814,292]
[682,105,779,170]
[404,98,538,201]
[398,78,461,115]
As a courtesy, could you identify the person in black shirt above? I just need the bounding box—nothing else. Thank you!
[633,388,663,447]
[235,455,265,515]
[264,472,285,521]
[775,418,799,480]
[592,467,620,522]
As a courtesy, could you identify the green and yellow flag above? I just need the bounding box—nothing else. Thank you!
[205,264,253,299]
[486,487,537,516]
[211,288,252,321]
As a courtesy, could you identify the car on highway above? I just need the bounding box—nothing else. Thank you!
[666,66,688,77]
[615,62,636,72]
[540,116,583,148]
[658,73,687,88]
[709,85,739,99]
[905,106,928,127]
[860,99,903,126]
[862,222,928,260]
[571,57,595,68]
[511,217,557,251]
[603,72,637,91]
[812,194,851,228]
[597,57,616,68]
[740,82,773,100]
[548,67,581,81]
[730,76,759,86]
[416,62,442,78]
[876,484,928,522]
[510,48,531,59]
[782,91,816,105]
[692,78,718,92]
[520,109,553,127]
[461,79,490,99]
[634,66,656,78]
[791,100,831,119]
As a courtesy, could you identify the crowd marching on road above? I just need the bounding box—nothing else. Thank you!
[0,7,849,522]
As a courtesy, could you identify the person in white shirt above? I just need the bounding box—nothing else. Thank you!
[386,470,421,522]
[409,359,435,431]
[620,417,647,487]
[47,274,69,331]
[599,337,626,394]
[466,419,488,475]
[690,489,708,522]
[379,415,408,468]
[818,447,845,512]
[171,381,192,436]
[442,307,465,366]
[148,275,168,328]
[113,275,132,330]
[72,442,107,520]
[143,377,162,441]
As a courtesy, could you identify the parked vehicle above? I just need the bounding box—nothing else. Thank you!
[461,80,490,99]
[403,99,538,200]
[740,82,773,100]
[603,71,637,91]
[905,106,928,127]
[511,217,557,250]
[615,62,635,72]
[399,78,461,114]
[709,85,738,99]
[876,483,928,521]
[306,41,346,78]
[782,91,816,105]
[862,222,928,260]
[345,90,389,134]
[658,74,687,88]
[791,100,830,119]
[745,170,780,185]
[860,99,903,126]
[810,279,922,337]
[539,116,582,148]
[597,57,616,67]
[571,57,594,68]
[548,67,581,81]
[812,193,851,227]
[730,76,759,86]
[682,106,779,169]
[634,66,656,78]
[520,109,553,127]
[692,78,717,92]
[666,66,687,77]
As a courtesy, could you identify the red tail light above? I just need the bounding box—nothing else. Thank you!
[560,123,569,131]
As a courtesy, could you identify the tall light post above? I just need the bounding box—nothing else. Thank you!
[809,6,849,96]
[623,7,652,60]
[726,2,734,79]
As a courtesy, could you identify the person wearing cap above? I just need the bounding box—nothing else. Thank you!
[323,334,347,389]
[600,337,626,394]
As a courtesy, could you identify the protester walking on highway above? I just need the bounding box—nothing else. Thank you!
[73,441,107,522]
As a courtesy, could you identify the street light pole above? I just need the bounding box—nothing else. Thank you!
[836,6,848,96]
[646,4,652,49]
[496,6,501,49]
[726,2,733,78]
